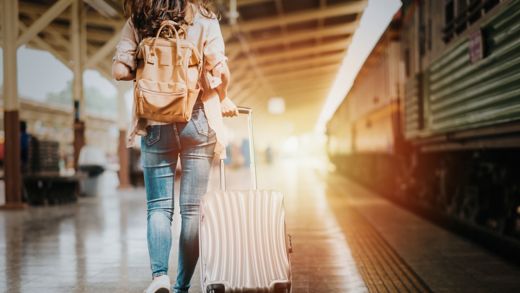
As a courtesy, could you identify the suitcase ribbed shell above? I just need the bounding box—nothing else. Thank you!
[199,189,291,292]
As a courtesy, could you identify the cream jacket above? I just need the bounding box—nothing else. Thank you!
[114,3,229,159]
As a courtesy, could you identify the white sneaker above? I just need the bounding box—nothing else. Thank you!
[143,275,171,293]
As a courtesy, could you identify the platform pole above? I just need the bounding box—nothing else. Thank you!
[71,0,87,171]
[1,0,25,209]
[116,82,131,189]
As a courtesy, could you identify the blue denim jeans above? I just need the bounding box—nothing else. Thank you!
[140,103,216,293]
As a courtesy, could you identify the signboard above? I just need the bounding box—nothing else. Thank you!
[469,29,484,63]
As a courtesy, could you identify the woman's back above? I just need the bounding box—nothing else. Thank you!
[111,2,237,293]
[113,0,231,158]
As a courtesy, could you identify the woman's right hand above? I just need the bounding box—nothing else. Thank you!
[221,97,239,117]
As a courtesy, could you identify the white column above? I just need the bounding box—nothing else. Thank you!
[2,0,23,208]
[116,81,131,130]
[70,0,87,172]
[115,81,132,188]
[3,0,19,112]
[71,0,86,121]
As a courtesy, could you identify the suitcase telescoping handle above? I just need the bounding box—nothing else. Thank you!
[219,106,257,192]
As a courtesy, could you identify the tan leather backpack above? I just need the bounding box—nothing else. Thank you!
[134,20,202,123]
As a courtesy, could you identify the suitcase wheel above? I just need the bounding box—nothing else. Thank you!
[273,281,291,293]
[206,283,225,293]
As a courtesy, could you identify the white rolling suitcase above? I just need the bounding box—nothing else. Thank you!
[199,107,292,293]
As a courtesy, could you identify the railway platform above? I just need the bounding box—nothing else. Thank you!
[1,159,518,293]
[2,0,520,292]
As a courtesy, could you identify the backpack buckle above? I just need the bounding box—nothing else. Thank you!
[147,51,157,65]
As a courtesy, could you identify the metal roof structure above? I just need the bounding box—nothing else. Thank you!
[0,0,368,208]
[6,0,367,136]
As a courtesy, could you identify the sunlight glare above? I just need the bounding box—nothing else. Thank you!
[315,0,402,132]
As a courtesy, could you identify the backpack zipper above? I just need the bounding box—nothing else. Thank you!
[138,84,186,97]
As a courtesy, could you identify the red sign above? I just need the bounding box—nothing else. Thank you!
[469,30,484,63]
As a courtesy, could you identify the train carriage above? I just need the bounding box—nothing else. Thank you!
[327,0,520,249]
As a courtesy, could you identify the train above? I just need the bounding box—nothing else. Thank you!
[326,0,520,249]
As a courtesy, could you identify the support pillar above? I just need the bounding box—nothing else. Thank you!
[71,0,87,171]
[2,0,24,209]
[116,82,131,188]
[117,130,131,188]
[73,119,85,171]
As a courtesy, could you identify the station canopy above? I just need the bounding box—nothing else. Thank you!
[17,0,367,136]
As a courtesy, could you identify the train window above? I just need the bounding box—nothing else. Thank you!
[426,0,433,52]
[469,0,482,23]
[443,0,455,43]
[419,1,426,56]
[428,18,433,51]
[484,0,499,12]
[404,48,411,78]
[456,0,468,33]
[443,0,500,44]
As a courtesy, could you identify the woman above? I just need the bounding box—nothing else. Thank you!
[112,1,238,292]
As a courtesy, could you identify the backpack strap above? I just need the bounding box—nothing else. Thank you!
[150,20,183,65]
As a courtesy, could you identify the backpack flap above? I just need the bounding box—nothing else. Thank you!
[157,45,172,67]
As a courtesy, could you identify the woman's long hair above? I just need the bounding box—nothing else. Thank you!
[123,0,217,38]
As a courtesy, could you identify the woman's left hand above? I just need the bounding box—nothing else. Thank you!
[221,97,239,117]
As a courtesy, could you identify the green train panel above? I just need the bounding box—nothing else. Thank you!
[405,0,520,138]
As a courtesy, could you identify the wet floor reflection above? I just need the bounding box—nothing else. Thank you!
[1,160,368,292]
[254,158,367,292]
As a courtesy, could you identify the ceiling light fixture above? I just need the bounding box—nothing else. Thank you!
[268,97,285,115]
